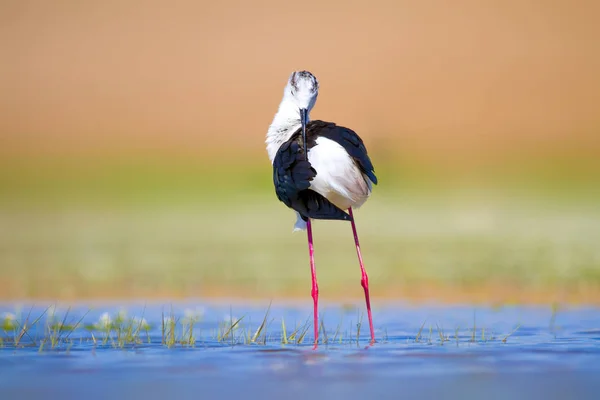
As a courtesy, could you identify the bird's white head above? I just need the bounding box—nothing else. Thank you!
[283,70,319,113]
[266,70,320,163]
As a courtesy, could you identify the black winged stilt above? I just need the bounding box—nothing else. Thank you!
[266,71,378,346]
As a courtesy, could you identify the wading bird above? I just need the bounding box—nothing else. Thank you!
[265,70,378,346]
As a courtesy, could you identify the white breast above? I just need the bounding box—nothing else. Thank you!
[308,137,373,211]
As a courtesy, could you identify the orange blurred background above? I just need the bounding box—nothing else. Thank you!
[1,0,598,169]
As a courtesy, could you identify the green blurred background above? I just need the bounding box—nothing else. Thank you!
[1,0,599,304]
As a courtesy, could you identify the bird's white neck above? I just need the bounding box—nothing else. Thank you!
[265,99,311,163]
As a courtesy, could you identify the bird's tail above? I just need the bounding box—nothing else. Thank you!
[292,190,353,232]
[299,190,352,221]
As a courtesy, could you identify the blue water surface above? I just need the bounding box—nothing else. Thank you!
[0,300,599,400]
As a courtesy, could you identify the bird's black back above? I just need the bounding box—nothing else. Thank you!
[272,120,378,222]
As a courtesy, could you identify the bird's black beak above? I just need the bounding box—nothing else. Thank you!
[300,108,308,160]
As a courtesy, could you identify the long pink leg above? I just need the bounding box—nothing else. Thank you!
[306,218,319,348]
[348,207,375,343]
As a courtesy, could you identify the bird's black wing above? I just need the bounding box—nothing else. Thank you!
[308,120,378,185]
[272,139,351,221]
